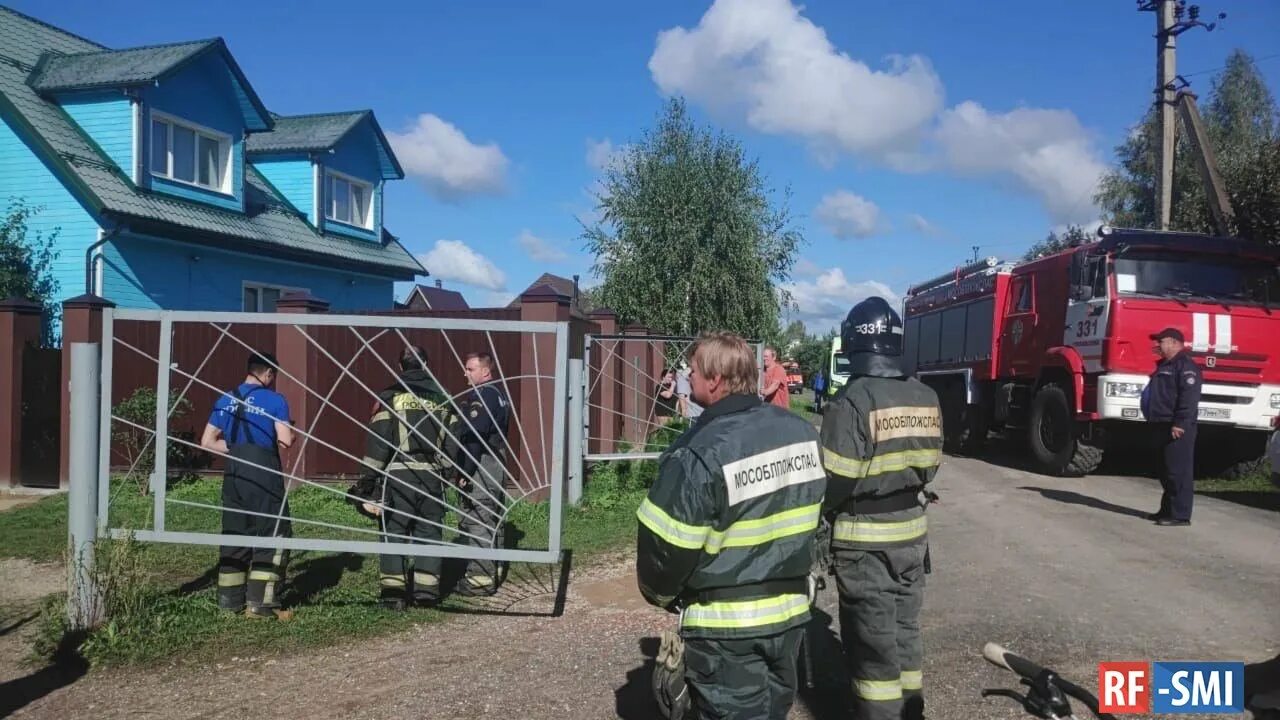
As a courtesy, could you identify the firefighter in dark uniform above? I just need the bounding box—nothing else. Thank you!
[201,352,295,619]
[637,331,827,720]
[820,298,943,720]
[1143,327,1201,526]
[361,345,456,609]
[453,351,511,595]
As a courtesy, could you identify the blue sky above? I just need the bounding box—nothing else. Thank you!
[14,0,1280,331]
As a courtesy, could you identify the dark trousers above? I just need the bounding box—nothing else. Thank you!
[1157,423,1197,521]
[834,545,927,720]
[218,444,291,611]
[814,390,824,413]
[683,627,804,720]
[379,465,444,602]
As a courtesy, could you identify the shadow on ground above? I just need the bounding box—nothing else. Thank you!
[1017,486,1149,519]
[0,630,88,717]
[1199,490,1280,512]
[436,524,571,618]
[615,636,661,720]
[796,605,853,720]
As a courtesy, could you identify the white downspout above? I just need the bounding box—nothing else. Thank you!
[130,95,142,184]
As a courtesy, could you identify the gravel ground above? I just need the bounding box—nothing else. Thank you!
[5,453,1279,719]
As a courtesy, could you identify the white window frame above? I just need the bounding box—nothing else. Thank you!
[325,169,374,230]
[149,111,233,195]
[242,281,308,313]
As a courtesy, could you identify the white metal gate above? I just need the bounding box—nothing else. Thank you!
[72,309,570,569]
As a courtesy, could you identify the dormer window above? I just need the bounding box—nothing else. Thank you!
[150,112,232,194]
[326,171,373,229]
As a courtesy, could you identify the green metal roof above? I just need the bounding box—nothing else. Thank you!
[28,39,212,91]
[248,111,366,153]
[0,6,423,280]
[247,110,405,180]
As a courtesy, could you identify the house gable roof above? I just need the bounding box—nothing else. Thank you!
[27,37,273,132]
[407,284,469,311]
[247,110,403,180]
[0,6,422,279]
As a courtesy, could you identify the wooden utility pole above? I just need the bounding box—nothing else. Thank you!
[1156,0,1177,230]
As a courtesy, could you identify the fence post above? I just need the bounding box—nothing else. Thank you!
[519,286,571,501]
[567,357,584,505]
[61,294,114,489]
[0,297,42,489]
[621,325,649,445]
[587,310,620,454]
[275,292,329,484]
[67,342,102,629]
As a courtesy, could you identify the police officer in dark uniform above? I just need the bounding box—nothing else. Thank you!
[820,298,943,720]
[453,351,510,596]
[361,345,456,609]
[201,351,295,619]
[1143,327,1201,526]
[636,331,826,720]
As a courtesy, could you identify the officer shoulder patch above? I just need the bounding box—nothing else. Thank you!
[1187,376,1196,385]
[720,441,825,506]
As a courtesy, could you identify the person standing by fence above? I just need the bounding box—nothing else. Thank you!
[452,351,511,596]
[200,351,295,619]
[361,345,456,609]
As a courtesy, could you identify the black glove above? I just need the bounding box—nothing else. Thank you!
[346,476,383,521]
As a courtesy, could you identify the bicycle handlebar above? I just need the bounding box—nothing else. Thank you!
[983,642,1117,720]
[984,642,1048,681]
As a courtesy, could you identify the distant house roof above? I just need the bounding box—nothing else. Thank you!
[405,283,469,311]
[0,7,422,279]
[246,110,404,180]
[26,37,272,131]
[508,273,587,316]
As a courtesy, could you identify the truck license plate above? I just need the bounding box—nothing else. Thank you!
[1198,407,1230,420]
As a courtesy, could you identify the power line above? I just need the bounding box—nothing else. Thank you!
[1181,51,1280,78]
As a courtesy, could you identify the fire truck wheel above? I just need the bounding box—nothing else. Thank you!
[1028,384,1103,476]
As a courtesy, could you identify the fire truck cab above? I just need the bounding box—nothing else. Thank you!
[902,227,1280,476]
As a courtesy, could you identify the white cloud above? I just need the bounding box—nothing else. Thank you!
[783,268,898,333]
[479,291,517,308]
[934,101,1105,225]
[815,191,883,240]
[517,229,568,263]
[907,213,941,235]
[649,0,1107,225]
[649,0,944,160]
[387,114,509,202]
[418,240,506,291]
[585,138,628,172]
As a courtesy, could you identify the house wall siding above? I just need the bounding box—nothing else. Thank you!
[320,118,381,242]
[101,233,393,311]
[58,91,133,177]
[251,154,313,219]
[0,114,102,306]
[142,51,245,212]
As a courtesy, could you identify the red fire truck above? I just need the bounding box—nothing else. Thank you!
[902,227,1280,476]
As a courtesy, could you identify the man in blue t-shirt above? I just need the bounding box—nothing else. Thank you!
[201,351,295,618]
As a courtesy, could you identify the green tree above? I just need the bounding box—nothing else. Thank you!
[1023,225,1091,260]
[1095,51,1280,241]
[0,200,60,345]
[582,98,803,339]
[791,331,835,378]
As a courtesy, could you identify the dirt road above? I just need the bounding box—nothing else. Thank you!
[9,455,1279,719]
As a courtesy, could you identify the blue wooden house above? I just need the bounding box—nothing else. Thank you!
[0,7,424,315]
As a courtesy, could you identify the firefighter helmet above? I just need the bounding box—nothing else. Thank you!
[840,296,903,357]
[652,629,691,720]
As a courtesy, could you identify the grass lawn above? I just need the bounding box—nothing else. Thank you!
[0,461,651,670]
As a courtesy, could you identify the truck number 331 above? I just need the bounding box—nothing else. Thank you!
[1075,318,1099,338]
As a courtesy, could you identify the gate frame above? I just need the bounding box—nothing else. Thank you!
[580,333,764,464]
[84,308,571,566]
